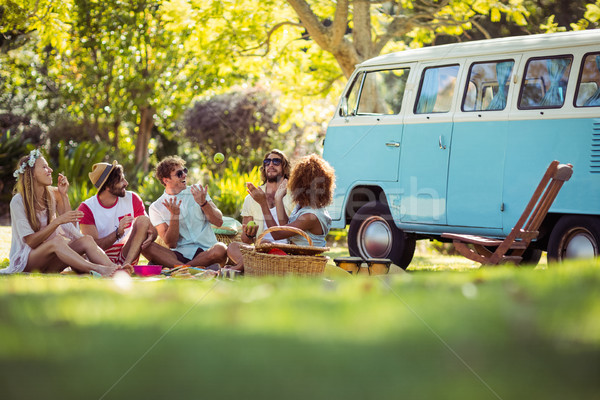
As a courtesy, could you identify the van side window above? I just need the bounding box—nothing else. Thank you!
[575,52,600,107]
[415,65,459,113]
[343,68,410,116]
[463,60,514,111]
[519,56,573,109]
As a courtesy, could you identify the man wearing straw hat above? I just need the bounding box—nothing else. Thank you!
[78,161,158,266]
[146,156,227,268]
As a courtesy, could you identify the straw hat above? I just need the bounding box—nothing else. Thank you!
[89,161,118,191]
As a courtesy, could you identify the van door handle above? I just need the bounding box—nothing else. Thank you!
[385,142,400,147]
[438,136,447,150]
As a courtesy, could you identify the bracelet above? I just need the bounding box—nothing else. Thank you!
[115,228,122,240]
[200,201,208,207]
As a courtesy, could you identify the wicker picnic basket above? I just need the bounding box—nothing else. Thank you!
[216,232,241,245]
[240,226,329,277]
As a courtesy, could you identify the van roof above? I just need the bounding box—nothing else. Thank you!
[359,29,600,67]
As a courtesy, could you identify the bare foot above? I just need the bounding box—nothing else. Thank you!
[117,264,134,275]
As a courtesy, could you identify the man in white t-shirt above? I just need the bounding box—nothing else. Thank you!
[146,156,227,268]
[79,161,159,266]
[226,149,294,270]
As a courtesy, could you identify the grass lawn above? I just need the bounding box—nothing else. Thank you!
[0,226,599,400]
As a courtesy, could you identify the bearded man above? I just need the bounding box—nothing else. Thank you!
[226,149,295,271]
[79,161,158,266]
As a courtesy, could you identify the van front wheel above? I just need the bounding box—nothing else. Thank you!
[348,202,416,269]
[547,216,600,262]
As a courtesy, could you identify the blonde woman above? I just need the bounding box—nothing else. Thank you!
[2,149,126,276]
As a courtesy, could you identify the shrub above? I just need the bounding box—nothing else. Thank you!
[48,141,111,207]
[205,157,261,220]
[0,130,33,216]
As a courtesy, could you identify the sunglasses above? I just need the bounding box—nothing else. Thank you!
[263,158,282,166]
[174,168,188,179]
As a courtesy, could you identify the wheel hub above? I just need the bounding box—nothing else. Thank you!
[358,216,392,258]
[561,228,598,259]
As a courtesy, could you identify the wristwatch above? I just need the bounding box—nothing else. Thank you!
[115,227,123,240]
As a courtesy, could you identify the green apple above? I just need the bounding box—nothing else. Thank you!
[247,220,257,228]
[213,152,225,164]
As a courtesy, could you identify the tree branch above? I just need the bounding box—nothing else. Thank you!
[240,21,303,57]
[286,0,333,50]
[330,0,349,47]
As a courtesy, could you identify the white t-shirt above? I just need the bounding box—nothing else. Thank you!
[149,187,218,260]
[2,194,82,274]
[78,191,146,261]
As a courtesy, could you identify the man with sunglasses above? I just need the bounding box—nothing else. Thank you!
[145,156,227,268]
[226,150,294,270]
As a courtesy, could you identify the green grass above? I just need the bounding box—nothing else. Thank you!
[1,226,599,399]
[1,259,599,400]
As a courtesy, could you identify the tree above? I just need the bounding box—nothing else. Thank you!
[51,0,226,171]
[271,0,529,79]
[184,86,283,171]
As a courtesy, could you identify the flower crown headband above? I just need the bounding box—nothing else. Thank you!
[13,149,42,180]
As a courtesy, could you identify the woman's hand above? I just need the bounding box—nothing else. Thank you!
[57,173,70,198]
[275,178,288,201]
[53,210,83,226]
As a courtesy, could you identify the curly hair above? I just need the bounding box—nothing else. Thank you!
[100,164,125,194]
[288,154,335,209]
[260,149,290,184]
[155,156,186,186]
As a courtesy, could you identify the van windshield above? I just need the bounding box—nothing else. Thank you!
[343,68,410,116]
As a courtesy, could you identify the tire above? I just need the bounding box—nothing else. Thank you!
[348,201,416,269]
[547,215,600,262]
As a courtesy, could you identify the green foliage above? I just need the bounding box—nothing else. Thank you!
[48,140,111,207]
[184,87,284,172]
[136,172,166,209]
[0,129,32,208]
[205,157,261,219]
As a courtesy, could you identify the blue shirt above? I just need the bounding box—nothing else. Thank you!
[149,187,217,259]
[287,205,332,248]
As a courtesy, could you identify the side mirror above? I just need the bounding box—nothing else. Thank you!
[340,97,348,117]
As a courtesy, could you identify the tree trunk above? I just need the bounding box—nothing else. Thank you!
[135,106,155,172]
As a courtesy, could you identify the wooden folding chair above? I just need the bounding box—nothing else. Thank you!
[441,161,573,265]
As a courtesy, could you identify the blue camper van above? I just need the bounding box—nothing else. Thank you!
[323,30,600,267]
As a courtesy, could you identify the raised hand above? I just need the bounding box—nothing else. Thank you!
[191,184,208,206]
[246,182,267,205]
[162,197,182,216]
[275,178,288,201]
[57,173,69,197]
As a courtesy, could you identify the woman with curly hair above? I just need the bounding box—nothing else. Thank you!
[1,150,126,276]
[246,153,335,247]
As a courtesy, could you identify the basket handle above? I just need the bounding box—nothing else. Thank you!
[257,226,312,246]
